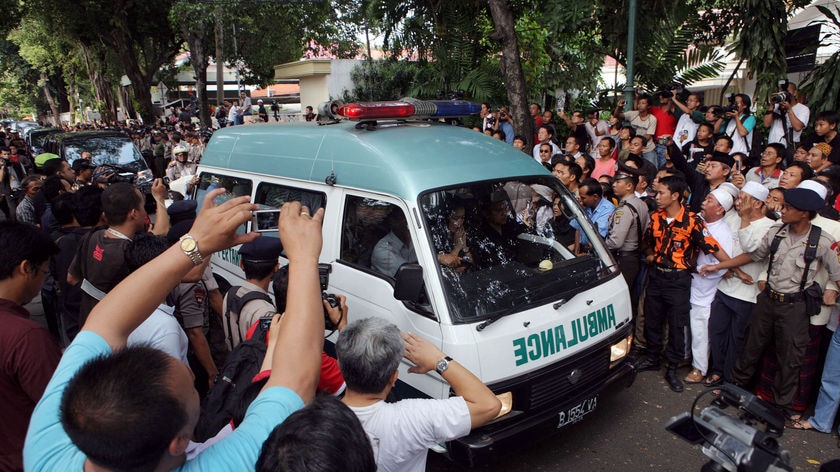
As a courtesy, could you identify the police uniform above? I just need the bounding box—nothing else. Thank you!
[221,238,281,350]
[640,203,721,373]
[732,188,840,409]
[605,171,650,322]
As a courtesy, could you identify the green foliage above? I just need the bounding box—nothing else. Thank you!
[800,4,840,115]
[343,60,418,101]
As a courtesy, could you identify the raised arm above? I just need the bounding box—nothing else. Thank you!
[82,188,259,350]
[402,332,501,428]
[264,202,325,403]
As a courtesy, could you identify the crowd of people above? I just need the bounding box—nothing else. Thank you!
[482,85,840,440]
[4,82,840,471]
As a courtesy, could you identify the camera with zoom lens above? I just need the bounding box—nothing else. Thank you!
[486,114,496,124]
[771,91,791,104]
[721,104,738,114]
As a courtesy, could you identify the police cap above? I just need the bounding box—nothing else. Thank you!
[167,199,197,224]
[784,187,825,212]
[238,237,283,263]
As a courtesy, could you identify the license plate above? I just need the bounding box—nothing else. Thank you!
[557,396,598,428]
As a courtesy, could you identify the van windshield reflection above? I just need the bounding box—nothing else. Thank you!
[420,178,613,323]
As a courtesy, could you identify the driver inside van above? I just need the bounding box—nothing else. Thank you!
[468,196,522,269]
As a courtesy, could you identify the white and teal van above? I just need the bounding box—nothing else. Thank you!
[196,100,636,465]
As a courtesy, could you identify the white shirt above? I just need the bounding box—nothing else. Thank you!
[128,304,189,364]
[674,113,700,147]
[531,141,562,163]
[349,397,471,472]
[725,115,755,156]
[691,218,733,306]
[768,102,810,146]
[371,231,416,278]
[717,216,774,303]
[585,120,610,158]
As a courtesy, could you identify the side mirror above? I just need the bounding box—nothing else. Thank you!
[393,263,424,302]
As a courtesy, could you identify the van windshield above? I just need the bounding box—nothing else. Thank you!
[419,177,617,323]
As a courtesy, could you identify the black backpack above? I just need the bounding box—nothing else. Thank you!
[193,318,270,442]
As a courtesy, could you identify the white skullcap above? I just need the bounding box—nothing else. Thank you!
[740,181,769,202]
[710,188,734,212]
[718,182,740,201]
[797,179,828,201]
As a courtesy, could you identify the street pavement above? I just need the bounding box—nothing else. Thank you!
[25,297,839,471]
[429,366,840,471]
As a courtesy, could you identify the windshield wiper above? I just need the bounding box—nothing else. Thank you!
[475,310,512,332]
[475,290,575,332]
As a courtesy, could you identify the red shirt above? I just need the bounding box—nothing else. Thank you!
[245,320,345,395]
[0,299,61,471]
[649,106,678,138]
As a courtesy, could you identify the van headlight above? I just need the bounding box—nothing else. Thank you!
[610,334,633,365]
[494,391,513,419]
[137,168,154,183]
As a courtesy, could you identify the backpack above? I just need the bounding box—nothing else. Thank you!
[224,287,273,349]
[193,318,270,442]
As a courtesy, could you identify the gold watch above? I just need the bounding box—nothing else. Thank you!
[179,234,204,266]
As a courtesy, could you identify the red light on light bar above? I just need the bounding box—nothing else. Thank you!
[339,101,416,119]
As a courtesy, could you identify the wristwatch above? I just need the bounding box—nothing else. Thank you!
[435,356,453,375]
[179,234,205,266]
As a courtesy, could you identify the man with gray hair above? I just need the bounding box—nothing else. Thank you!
[337,317,501,472]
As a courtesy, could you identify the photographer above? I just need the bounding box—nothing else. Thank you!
[672,92,704,147]
[723,94,756,156]
[649,88,679,168]
[768,82,809,150]
[491,106,515,145]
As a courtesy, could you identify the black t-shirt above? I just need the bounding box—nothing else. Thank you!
[68,229,132,323]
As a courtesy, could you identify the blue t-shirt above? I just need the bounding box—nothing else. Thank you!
[571,197,616,246]
[24,331,303,471]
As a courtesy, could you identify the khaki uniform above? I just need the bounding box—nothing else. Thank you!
[734,222,840,409]
[605,194,650,252]
[221,280,275,350]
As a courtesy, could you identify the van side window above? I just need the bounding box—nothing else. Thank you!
[340,196,415,277]
[254,183,326,212]
[194,173,253,234]
[253,183,327,239]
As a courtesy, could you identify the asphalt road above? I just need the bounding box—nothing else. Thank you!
[25,297,839,471]
[428,367,840,472]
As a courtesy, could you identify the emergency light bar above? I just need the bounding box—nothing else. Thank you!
[337,98,481,120]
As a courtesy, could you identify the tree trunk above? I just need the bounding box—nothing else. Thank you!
[41,72,60,123]
[80,43,118,123]
[487,0,533,148]
[215,4,225,107]
[184,26,211,128]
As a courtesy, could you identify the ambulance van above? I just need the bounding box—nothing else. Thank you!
[196,99,636,465]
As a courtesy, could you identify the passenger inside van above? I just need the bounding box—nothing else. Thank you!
[468,197,522,269]
[371,210,417,277]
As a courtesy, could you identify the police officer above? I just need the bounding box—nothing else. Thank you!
[605,169,650,334]
[702,187,840,414]
[635,175,731,393]
[222,237,282,350]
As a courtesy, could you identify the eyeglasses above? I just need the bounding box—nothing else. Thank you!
[539,149,551,153]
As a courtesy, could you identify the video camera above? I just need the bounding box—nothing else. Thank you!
[666,383,792,472]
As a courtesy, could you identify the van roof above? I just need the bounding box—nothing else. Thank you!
[200,121,546,200]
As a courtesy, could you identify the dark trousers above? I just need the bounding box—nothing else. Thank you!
[732,291,810,409]
[643,268,691,366]
[708,290,754,382]
[618,253,641,320]
[40,288,61,341]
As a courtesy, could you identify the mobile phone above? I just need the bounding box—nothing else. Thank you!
[734,160,741,173]
[252,209,281,232]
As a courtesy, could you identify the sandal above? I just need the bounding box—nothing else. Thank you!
[684,369,704,384]
[785,418,814,430]
[704,374,723,387]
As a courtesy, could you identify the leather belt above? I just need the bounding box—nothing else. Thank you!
[613,250,640,257]
[765,287,803,303]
